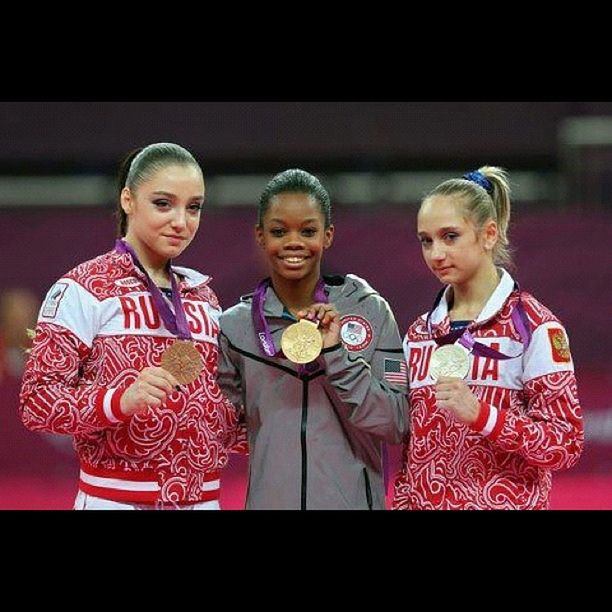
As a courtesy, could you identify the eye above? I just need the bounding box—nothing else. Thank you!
[153,199,171,209]
[443,232,459,242]
[419,236,431,246]
[270,228,285,237]
[302,228,317,237]
[188,203,202,213]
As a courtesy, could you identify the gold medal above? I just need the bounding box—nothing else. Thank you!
[429,344,470,380]
[281,319,323,364]
[160,340,203,385]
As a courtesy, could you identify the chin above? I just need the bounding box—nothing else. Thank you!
[276,267,311,281]
[167,246,186,259]
[280,272,308,282]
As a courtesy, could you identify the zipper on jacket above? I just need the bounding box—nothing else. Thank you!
[363,468,373,510]
[300,380,308,510]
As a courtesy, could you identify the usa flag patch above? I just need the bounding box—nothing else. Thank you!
[384,358,407,386]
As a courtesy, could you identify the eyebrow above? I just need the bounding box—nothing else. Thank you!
[152,191,204,200]
[418,226,460,236]
[268,218,320,224]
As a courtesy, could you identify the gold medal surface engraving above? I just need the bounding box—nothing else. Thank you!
[429,344,470,380]
[160,340,203,385]
[281,319,323,364]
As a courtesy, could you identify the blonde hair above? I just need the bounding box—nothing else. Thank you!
[422,165,512,268]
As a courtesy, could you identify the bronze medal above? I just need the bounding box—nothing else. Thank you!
[281,319,323,364]
[160,340,203,385]
[429,344,470,380]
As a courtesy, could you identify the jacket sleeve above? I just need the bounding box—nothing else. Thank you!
[19,280,131,435]
[469,320,584,470]
[320,297,409,444]
[216,330,249,454]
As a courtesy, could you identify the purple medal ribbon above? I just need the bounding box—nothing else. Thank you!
[115,239,192,340]
[426,282,531,360]
[251,277,327,358]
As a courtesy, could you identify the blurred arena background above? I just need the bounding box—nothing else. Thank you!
[1,101,611,510]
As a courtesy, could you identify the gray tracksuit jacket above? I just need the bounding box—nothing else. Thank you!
[217,274,409,510]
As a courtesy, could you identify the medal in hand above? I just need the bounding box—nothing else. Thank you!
[429,344,470,380]
[281,319,323,364]
[160,340,203,385]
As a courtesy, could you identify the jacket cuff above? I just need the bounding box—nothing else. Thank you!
[470,400,505,441]
[95,388,130,426]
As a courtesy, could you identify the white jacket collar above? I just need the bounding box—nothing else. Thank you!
[171,265,211,289]
[429,268,515,325]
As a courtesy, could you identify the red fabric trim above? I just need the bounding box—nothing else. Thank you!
[81,463,157,482]
[82,463,220,483]
[79,481,159,504]
[110,388,129,422]
[488,408,506,441]
[78,482,220,505]
[470,400,490,432]
[93,388,111,425]
[93,388,129,425]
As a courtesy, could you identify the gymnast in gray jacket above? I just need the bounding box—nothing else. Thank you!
[217,169,409,510]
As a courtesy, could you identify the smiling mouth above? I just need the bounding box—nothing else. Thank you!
[281,256,308,264]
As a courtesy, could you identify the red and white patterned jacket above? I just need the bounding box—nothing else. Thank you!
[19,246,240,505]
[393,270,584,510]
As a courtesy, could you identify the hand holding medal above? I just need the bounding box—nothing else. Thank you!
[115,239,203,402]
[120,366,181,417]
[429,343,480,424]
[252,279,339,367]
[281,303,340,364]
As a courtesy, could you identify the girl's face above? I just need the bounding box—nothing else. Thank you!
[417,195,497,286]
[256,192,334,283]
[121,164,204,265]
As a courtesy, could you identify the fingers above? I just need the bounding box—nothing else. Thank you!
[436,377,464,398]
[151,366,180,388]
[436,376,464,385]
[297,303,339,328]
[434,377,480,424]
[139,366,179,392]
[295,303,341,350]
[120,367,180,417]
[435,377,466,391]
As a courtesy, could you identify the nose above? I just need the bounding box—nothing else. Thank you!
[170,208,187,230]
[283,232,306,248]
[430,241,445,261]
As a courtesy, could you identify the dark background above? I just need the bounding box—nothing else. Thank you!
[1,101,611,173]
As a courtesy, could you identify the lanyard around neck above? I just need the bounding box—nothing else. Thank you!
[251,277,327,358]
[425,282,531,360]
[115,239,192,340]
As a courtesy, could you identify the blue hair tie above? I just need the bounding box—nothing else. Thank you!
[463,170,493,195]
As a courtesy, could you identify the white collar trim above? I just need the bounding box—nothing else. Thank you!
[170,265,210,288]
[429,268,516,325]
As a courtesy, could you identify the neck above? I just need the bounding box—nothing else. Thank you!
[270,272,322,315]
[449,263,500,320]
[122,236,170,287]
